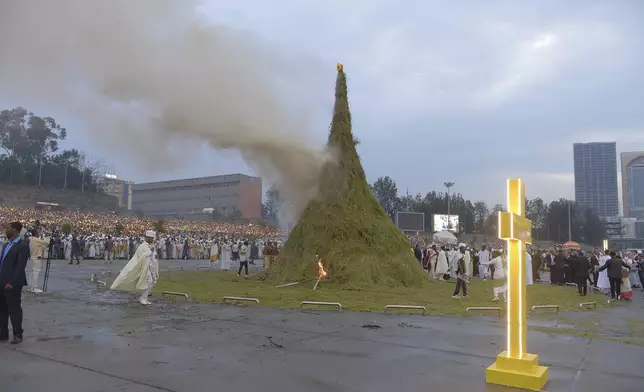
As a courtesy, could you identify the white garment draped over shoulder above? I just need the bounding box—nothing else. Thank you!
[111,242,156,292]
[435,250,449,275]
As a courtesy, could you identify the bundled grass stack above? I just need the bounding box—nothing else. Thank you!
[270,64,426,288]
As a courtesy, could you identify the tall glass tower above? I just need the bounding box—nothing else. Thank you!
[573,142,619,217]
[621,151,644,218]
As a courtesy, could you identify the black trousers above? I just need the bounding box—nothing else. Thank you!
[453,278,467,296]
[609,277,622,299]
[576,276,588,295]
[70,250,81,263]
[592,272,599,286]
[238,261,248,275]
[0,286,23,337]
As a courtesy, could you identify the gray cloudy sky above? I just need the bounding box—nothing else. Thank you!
[5,0,644,206]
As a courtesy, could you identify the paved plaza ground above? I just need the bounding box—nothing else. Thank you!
[1,258,643,391]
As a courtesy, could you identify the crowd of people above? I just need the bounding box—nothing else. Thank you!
[4,205,643,301]
[0,206,284,269]
[0,206,281,238]
[411,242,644,301]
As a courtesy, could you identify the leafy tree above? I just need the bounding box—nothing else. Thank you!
[526,197,548,240]
[0,107,99,191]
[484,204,505,236]
[370,176,400,218]
[0,107,66,163]
[472,201,489,233]
[262,186,281,220]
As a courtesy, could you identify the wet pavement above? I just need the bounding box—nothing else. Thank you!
[1,258,643,392]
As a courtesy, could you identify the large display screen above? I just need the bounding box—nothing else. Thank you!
[394,212,425,232]
[433,214,460,233]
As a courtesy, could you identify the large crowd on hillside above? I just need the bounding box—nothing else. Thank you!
[0,206,280,238]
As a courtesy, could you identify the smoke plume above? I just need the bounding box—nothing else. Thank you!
[0,0,333,224]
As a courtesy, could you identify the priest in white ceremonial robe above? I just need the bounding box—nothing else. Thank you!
[110,230,159,305]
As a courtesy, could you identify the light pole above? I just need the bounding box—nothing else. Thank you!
[444,182,455,230]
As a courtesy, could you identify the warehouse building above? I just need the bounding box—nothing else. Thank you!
[131,174,262,219]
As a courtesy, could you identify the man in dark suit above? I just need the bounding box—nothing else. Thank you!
[552,250,567,285]
[598,251,631,300]
[572,251,591,296]
[0,221,30,344]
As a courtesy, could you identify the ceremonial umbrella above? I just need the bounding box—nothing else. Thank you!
[562,241,580,250]
[433,230,457,245]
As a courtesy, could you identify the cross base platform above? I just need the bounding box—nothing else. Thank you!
[486,351,549,391]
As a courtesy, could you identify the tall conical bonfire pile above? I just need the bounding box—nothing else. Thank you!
[270,64,426,288]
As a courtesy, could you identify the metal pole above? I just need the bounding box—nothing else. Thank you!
[81,169,85,192]
[64,160,68,189]
[444,182,455,230]
[42,240,54,292]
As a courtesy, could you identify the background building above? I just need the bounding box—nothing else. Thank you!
[573,142,619,217]
[131,174,262,219]
[93,174,133,209]
[621,151,644,218]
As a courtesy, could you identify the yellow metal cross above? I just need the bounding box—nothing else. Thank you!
[486,179,548,391]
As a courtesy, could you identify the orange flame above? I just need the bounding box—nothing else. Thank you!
[316,256,328,279]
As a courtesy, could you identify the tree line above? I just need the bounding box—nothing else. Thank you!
[369,175,607,246]
[0,107,101,191]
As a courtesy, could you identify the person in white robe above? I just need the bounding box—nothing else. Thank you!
[89,240,96,259]
[476,246,491,280]
[626,254,641,288]
[480,254,508,301]
[447,248,458,278]
[597,251,611,293]
[64,236,72,260]
[220,240,231,271]
[435,246,449,280]
[210,241,219,269]
[458,243,472,281]
[525,251,533,285]
[110,230,159,305]
[28,235,50,293]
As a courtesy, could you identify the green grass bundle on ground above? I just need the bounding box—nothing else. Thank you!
[268,64,426,288]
